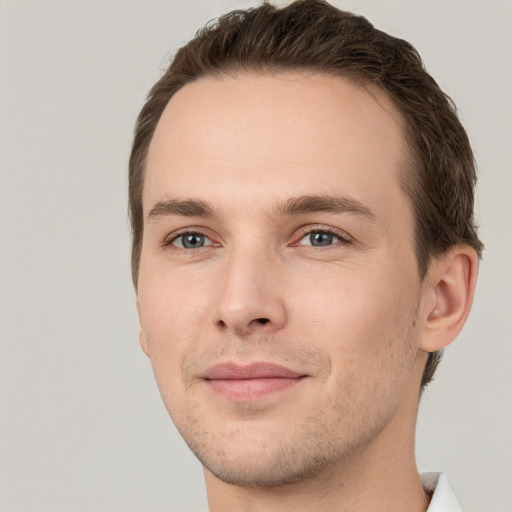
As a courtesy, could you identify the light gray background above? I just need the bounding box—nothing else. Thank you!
[1,1,510,511]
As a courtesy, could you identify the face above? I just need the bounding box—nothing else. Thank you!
[137,72,428,487]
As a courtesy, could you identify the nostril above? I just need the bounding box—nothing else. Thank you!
[216,317,274,333]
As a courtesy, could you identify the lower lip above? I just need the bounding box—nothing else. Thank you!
[206,377,304,400]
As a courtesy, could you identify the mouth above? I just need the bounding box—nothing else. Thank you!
[201,362,307,400]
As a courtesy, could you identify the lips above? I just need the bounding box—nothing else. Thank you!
[202,362,306,400]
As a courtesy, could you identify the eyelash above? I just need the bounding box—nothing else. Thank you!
[293,225,352,247]
[162,228,214,249]
[162,225,352,250]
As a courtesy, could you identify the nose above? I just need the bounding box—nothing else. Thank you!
[215,245,287,337]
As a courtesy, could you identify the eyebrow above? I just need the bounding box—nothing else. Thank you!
[146,194,376,222]
[147,199,214,220]
[276,195,376,220]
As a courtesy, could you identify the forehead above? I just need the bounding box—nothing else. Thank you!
[144,72,409,217]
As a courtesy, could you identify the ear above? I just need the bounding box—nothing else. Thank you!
[419,245,479,353]
[139,328,150,356]
[136,298,150,357]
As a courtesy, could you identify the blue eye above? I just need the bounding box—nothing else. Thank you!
[172,233,212,249]
[299,230,342,247]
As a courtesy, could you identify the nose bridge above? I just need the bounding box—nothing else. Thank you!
[215,238,286,335]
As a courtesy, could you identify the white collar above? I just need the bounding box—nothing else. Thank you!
[422,472,462,512]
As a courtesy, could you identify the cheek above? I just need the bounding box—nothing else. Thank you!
[137,272,215,421]
[291,262,420,382]
[137,266,213,371]
[301,279,419,433]
[293,261,417,337]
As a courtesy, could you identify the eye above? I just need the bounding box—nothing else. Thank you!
[171,232,213,249]
[298,230,346,247]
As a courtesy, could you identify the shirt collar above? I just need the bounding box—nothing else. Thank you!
[422,472,462,512]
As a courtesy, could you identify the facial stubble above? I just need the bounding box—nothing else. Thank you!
[156,318,421,489]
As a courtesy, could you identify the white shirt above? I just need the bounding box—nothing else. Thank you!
[422,473,462,512]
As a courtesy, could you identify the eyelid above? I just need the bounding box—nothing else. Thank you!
[160,224,352,249]
[162,227,218,248]
[291,225,353,246]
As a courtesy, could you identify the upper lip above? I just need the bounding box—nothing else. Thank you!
[202,362,305,380]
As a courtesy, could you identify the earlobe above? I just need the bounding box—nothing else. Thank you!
[136,298,150,357]
[139,328,150,356]
[419,245,479,353]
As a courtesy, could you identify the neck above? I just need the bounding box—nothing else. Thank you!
[205,355,431,512]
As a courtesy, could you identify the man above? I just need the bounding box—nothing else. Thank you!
[129,1,482,510]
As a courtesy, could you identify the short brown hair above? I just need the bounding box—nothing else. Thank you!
[129,0,483,387]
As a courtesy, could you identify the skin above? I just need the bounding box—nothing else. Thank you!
[137,72,478,512]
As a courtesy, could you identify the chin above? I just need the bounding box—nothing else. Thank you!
[202,446,334,488]
[185,425,344,488]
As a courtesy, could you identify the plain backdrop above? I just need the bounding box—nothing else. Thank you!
[1,1,511,511]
